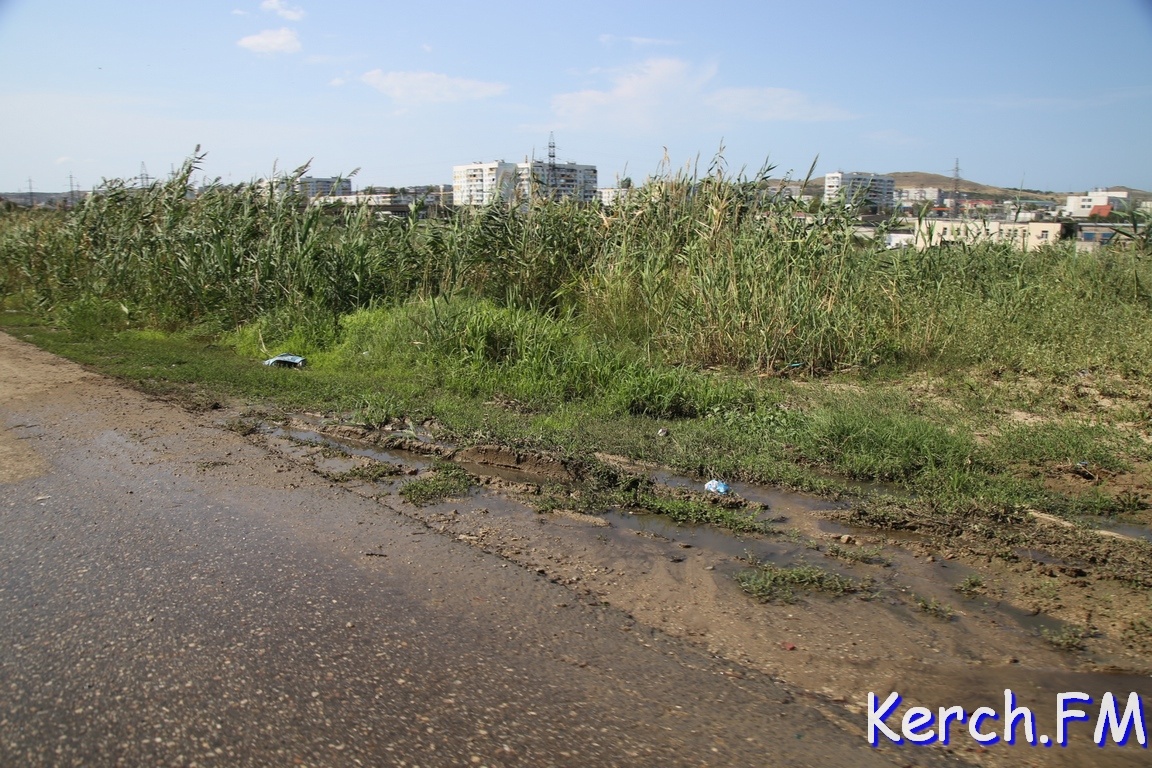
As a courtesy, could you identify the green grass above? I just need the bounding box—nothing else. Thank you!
[955,574,985,598]
[737,562,861,603]
[913,594,956,620]
[3,152,1152,539]
[1042,624,1089,652]
[399,461,474,505]
[826,542,891,566]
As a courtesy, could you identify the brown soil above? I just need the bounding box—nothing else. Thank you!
[238,414,1152,768]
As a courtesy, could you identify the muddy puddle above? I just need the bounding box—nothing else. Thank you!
[239,412,1152,768]
[1085,519,1152,543]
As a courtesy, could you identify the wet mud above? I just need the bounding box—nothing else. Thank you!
[233,412,1152,768]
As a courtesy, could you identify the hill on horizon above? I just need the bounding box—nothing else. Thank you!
[786,172,1150,203]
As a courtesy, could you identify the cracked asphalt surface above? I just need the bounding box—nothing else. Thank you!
[0,332,949,766]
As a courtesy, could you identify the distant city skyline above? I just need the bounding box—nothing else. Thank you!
[1,1,1150,194]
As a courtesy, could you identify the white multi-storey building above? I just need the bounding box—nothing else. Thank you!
[295,176,352,198]
[824,171,896,209]
[896,187,944,205]
[453,159,598,206]
[1060,188,1129,218]
[515,160,598,203]
[452,161,520,207]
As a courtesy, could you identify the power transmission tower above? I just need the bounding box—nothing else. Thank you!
[951,158,961,218]
[27,178,34,209]
[139,162,152,189]
[68,174,78,208]
[547,132,558,200]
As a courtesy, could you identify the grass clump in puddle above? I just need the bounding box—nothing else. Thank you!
[826,542,890,565]
[400,460,473,505]
[336,462,404,483]
[737,560,861,603]
[913,594,956,620]
[642,496,768,534]
[954,574,985,598]
[1042,624,1090,652]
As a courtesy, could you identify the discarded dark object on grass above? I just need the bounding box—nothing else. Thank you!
[263,353,306,368]
[704,479,730,495]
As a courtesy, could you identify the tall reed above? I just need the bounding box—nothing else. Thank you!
[2,150,1150,377]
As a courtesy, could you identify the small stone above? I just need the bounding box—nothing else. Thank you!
[346,622,354,628]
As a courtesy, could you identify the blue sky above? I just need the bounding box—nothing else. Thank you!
[2,0,1151,193]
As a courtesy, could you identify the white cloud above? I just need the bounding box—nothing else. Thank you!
[55,156,72,165]
[598,34,677,48]
[237,28,301,54]
[705,87,854,122]
[550,58,854,134]
[551,58,714,132]
[360,70,507,105]
[231,9,249,15]
[329,77,346,87]
[260,0,304,21]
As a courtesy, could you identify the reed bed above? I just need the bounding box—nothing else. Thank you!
[3,151,1151,382]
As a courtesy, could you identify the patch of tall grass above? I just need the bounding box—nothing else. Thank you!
[3,149,1151,382]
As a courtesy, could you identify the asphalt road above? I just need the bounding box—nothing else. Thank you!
[0,333,943,767]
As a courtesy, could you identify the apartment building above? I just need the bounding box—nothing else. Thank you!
[1060,188,1129,218]
[295,176,352,198]
[453,160,598,206]
[824,171,896,209]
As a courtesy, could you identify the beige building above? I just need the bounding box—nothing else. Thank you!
[912,218,1071,251]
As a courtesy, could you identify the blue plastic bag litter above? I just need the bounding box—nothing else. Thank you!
[704,479,730,495]
[263,353,306,368]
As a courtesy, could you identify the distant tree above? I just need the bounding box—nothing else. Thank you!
[619,177,633,189]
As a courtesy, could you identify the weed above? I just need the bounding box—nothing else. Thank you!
[737,561,860,603]
[223,416,260,436]
[955,574,985,598]
[913,594,956,620]
[339,462,403,483]
[400,461,473,505]
[1042,624,1089,651]
[1120,619,1152,652]
[641,496,768,534]
[826,542,890,565]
